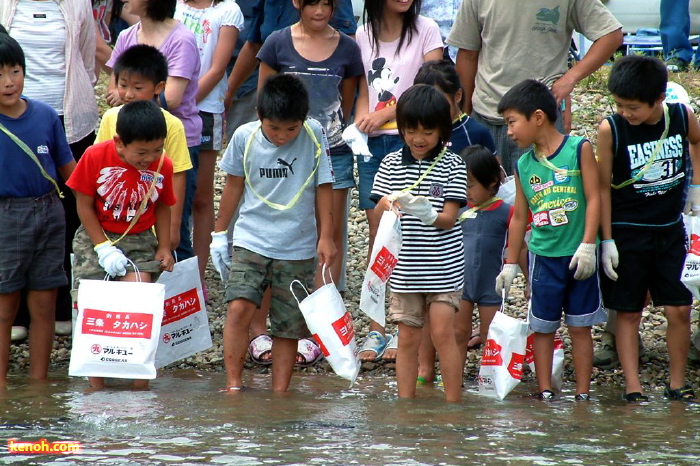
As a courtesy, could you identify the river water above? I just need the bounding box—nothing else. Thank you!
[1,370,699,465]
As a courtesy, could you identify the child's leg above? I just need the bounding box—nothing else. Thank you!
[615,310,643,394]
[417,313,436,383]
[271,337,297,392]
[26,289,57,381]
[396,322,421,399]
[0,291,21,385]
[665,305,691,390]
[477,305,500,351]
[454,300,473,367]
[429,301,462,402]
[192,150,217,281]
[568,325,593,395]
[533,332,555,393]
[224,298,258,389]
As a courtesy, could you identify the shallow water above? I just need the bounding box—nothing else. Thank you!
[1,371,700,465]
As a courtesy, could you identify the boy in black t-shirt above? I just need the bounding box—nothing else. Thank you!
[597,55,700,402]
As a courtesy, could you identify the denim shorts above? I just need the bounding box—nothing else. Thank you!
[225,246,314,339]
[329,144,355,190]
[0,192,68,293]
[357,134,403,210]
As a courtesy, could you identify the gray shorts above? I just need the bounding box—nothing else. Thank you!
[225,246,314,339]
[0,193,67,293]
[72,226,162,287]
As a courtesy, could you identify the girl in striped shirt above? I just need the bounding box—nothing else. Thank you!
[370,84,467,402]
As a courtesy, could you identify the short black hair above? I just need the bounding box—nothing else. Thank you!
[0,24,8,35]
[298,0,335,15]
[0,32,25,74]
[114,44,169,86]
[463,145,501,194]
[497,79,558,123]
[145,0,177,21]
[396,84,452,150]
[608,55,667,106]
[116,100,167,145]
[413,59,462,96]
[257,74,309,123]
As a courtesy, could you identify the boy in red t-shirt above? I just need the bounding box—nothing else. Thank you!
[67,100,176,390]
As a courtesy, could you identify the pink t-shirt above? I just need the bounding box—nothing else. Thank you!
[356,15,443,136]
[107,22,203,147]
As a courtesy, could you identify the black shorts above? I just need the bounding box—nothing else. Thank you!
[600,222,692,312]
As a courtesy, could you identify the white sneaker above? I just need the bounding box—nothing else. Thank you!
[11,326,28,341]
[55,321,72,335]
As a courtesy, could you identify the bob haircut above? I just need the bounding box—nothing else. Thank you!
[396,84,452,154]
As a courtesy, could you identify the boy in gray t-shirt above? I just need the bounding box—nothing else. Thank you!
[210,74,335,392]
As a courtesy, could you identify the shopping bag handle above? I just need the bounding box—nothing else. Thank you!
[101,260,141,282]
[320,263,334,286]
[289,280,310,305]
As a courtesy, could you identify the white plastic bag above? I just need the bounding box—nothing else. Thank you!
[359,211,402,326]
[524,331,565,392]
[155,257,212,368]
[291,267,360,386]
[478,310,528,400]
[69,279,165,379]
[682,214,700,299]
[497,175,516,205]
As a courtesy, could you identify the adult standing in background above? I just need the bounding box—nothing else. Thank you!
[661,0,699,72]
[446,0,623,174]
[1,0,99,339]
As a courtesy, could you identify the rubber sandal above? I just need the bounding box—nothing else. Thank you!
[248,334,273,365]
[623,391,649,402]
[358,331,388,361]
[537,390,555,400]
[219,386,243,393]
[382,333,398,362]
[467,331,482,350]
[296,338,323,367]
[664,384,697,401]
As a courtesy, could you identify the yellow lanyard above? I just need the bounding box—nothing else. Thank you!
[534,145,581,178]
[458,197,500,223]
[0,122,64,198]
[243,121,321,210]
[611,103,670,190]
[453,113,467,124]
[401,147,448,193]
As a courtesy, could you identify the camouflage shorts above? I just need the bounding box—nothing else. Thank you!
[225,246,314,339]
[72,226,162,289]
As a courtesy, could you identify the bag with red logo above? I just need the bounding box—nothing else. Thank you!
[478,310,528,400]
[524,331,565,392]
[154,257,212,368]
[69,279,165,379]
[682,214,700,298]
[359,210,402,327]
[291,266,360,386]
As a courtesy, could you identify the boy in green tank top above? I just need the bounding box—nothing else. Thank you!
[495,79,604,400]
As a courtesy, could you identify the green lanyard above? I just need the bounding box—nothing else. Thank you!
[458,197,500,223]
[243,121,321,210]
[0,122,64,198]
[534,147,581,178]
[611,103,670,190]
[401,147,448,194]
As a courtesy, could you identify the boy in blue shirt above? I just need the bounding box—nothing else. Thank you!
[0,33,75,384]
[597,55,700,402]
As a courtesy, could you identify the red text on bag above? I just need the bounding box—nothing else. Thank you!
[481,339,503,366]
[507,352,525,380]
[82,308,154,339]
[690,234,700,256]
[370,247,398,282]
[331,312,355,346]
[163,288,200,325]
[525,332,564,364]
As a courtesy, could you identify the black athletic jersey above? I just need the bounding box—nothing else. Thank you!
[607,102,690,228]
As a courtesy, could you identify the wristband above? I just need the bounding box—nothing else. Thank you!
[93,240,112,250]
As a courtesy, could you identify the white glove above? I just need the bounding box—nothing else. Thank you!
[569,243,597,280]
[341,124,372,162]
[601,240,619,281]
[495,263,518,297]
[94,242,128,277]
[210,231,231,280]
[393,192,438,225]
[685,185,700,215]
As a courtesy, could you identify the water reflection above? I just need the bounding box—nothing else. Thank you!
[1,371,699,465]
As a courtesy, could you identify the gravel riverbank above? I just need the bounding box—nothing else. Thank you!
[9,69,700,394]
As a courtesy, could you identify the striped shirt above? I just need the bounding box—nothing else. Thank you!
[370,146,467,292]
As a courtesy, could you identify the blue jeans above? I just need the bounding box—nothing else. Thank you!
[357,134,403,210]
[660,0,700,65]
[176,145,200,261]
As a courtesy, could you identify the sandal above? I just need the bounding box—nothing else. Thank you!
[296,338,323,367]
[248,334,273,365]
[467,330,482,350]
[358,331,389,361]
[664,384,697,401]
[382,333,398,362]
[623,391,649,402]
